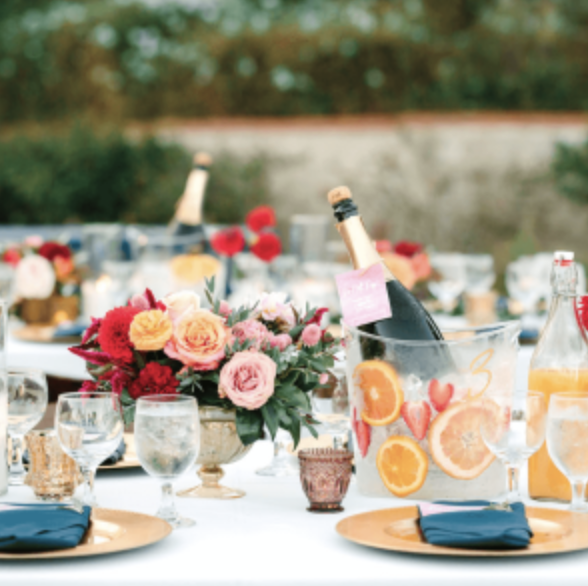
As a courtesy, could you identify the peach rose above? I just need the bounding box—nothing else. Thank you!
[163,290,201,321]
[382,252,417,290]
[219,351,276,410]
[165,308,229,370]
[130,309,173,351]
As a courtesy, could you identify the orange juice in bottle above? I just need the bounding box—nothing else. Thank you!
[528,251,588,501]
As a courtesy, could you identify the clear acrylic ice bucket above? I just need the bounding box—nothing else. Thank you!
[344,321,520,501]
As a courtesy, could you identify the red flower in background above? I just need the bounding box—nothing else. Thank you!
[128,362,179,400]
[375,240,393,253]
[250,232,281,263]
[246,206,276,233]
[2,248,21,267]
[211,227,246,258]
[38,242,71,261]
[394,241,422,258]
[306,307,329,326]
[97,306,141,363]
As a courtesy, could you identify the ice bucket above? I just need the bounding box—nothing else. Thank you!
[344,321,520,500]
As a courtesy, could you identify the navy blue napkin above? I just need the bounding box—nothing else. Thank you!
[53,323,87,338]
[0,504,91,553]
[100,437,126,466]
[418,500,533,549]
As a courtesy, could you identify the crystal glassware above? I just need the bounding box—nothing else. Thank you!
[256,428,300,477]
[25,429,81,501]
[480,391,546,503]
[7,368,48,486]
[55,391,124,507]
[298,448,353,512]
[428,253,467,313]
[546,392,588,512]
[464,254,496,295]
[311,371,350,450]
[134,395,200,528]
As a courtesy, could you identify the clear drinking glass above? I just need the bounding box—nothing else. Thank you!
[546,392,588,512]
[134,395,200,529]
[481,391,546,503]
[256,428,300,477]
[311,370,350,450]
[55,392,124,507]
[505,256,545,328]
[7,368,48,486]
[428,253,467,313]
[464,254,495,295]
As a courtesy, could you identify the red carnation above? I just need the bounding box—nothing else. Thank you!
[97,306,141,363]
[246,206,276,233]
[250,232,281,263]
[393,241,422,258]
[128,362,179,400]
[211,227,246,258]
[38,241,71,262]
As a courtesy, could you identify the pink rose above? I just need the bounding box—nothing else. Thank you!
[219,300,231,318]
[319,373,329,385]
[301,324,321,347]
[257,292,295,326]
[163,290,201,321]
[232,319,270,350]
[165,309,229,371]
[219,351,276,410]
[411,252,431,281]
[269,333,292,351]
[129,293,151,311]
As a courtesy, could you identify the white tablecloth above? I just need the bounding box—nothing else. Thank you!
[0,439,584,586]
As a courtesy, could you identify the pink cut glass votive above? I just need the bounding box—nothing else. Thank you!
[298,448,353,513]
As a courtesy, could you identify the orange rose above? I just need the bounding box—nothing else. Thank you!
[164,309,229,371]
[382,253,417,290]
[130,310,173,351]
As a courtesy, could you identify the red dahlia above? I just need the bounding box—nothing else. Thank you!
[250,232,281,263]
[38,241,72,261]
[97,306,141,363]
[128,362,179,400]
[211,227,246,258]
[246,206,276,233]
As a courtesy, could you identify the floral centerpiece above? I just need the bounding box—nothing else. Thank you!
[2,236,80,324]
[69,280,338,446]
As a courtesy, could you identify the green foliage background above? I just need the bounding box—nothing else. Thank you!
[0,126,270,224]
[1,0,587,123]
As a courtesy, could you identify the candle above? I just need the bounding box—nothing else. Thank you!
[82,275,115,322]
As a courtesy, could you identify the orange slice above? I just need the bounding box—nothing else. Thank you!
[376,436,428,497]
[354,360,404,426]
[429,400,498,480]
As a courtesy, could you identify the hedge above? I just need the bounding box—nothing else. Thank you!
[1,0,588,122]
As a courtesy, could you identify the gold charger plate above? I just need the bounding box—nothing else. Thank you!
[98,433,141,471]
[336,506,588,557]
[0,508,172,560]
[12,325,81,345]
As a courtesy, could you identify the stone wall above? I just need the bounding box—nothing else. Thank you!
[149,114,588,267]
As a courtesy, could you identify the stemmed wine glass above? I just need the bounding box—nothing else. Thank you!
[311,369,350,450]
[480,390,546,503]
[256,428,300,477]
[7,368,48,485]
[428,253,467,313]
[134,395,200,529]
[55,392,124,507]
[547,392,588,512]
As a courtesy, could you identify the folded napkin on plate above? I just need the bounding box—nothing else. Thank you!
[418,500,533,550]
[0,504,91,553]
[53,323,88,338]
[100,437,126,466]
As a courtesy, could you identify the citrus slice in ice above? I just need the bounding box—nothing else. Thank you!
[429,400,498,480]
[376,435,428,497]
[354,360,404,426]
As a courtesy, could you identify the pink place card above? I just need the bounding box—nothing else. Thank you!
[335,263,392,328]
[419,503,486,517]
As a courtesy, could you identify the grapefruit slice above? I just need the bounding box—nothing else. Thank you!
[376,435,428,497]
[429,400,498,480]
[353,360,404,426]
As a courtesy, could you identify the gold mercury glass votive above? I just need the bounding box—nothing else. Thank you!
[25,429,81,501]
[298,448,353,513]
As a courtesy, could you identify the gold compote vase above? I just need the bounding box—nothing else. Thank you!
[178,406,252,499]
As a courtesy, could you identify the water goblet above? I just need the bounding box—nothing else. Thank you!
[7,368,48,486]
[428,253,467,313]
[256,428,300,477]
[134,395,200,529]
[546,392,588,512]
[55,392,124,507]
[311,371,350,450]
[481,391,546,503]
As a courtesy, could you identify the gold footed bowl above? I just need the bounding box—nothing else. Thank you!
[178,406,253,500]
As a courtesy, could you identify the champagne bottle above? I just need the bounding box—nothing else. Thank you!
[171,152,212,249]
[328,186,453,377]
